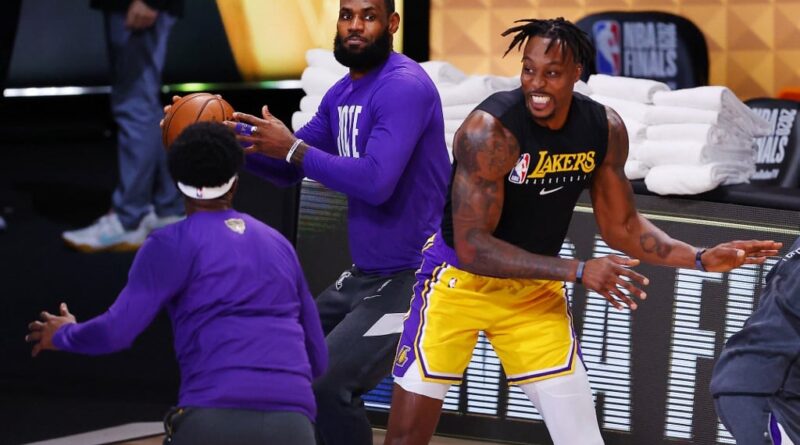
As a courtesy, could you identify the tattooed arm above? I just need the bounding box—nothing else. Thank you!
[452,111,647,308]
[591,106,781,272]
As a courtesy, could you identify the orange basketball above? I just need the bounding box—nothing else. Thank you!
[161,93,235,149]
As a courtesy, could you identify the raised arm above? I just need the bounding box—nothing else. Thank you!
[27,235,187,356]
[233,76,436,205]
[591,106,782,271]
[452,110,646,309]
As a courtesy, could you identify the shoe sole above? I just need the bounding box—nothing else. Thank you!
[63,239,142,253]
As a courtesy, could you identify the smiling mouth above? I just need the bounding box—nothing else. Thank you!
[529,94,551,105]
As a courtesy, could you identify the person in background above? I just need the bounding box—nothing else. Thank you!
[221,1,451,443]
[28,122,327,445]
[62,0,185,252]
[382,17,782,445]
[711,237,799,445]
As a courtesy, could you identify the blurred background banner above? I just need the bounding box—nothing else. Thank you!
[429,0,800,100]
[217,0,403,80]
[5,0,404,88]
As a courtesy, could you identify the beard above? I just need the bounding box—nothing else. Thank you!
[333,29,392,71]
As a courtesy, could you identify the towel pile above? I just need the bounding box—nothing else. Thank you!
[295,49,590,162]
[588,74,770,195]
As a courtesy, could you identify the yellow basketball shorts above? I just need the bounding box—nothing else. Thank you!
[392,236,579,386]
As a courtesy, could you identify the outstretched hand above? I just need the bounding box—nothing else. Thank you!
[25,303,76,357]
[223,105,298,159]
[581,255,649,311]
[700,240,783,272]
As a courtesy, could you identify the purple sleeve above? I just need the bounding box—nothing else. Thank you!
[294,256,328,378]
[245,153,305,187]
[302,76,435,205]
[53,234,189,355]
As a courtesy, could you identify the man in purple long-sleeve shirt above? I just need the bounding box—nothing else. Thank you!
[224,1,451,443]
[26,123,327,445]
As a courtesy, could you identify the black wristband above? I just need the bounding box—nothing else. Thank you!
[695,249,707,272]
[575,261,585,284]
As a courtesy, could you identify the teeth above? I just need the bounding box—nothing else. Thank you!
[531,95,550,104]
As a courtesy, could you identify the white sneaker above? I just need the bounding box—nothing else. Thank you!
[62,213,149,253]
[142,212,185,231]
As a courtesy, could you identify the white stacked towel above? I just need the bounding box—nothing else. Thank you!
[652,86,770,136]
[588,74,669,104]
[637,140,754,166]
[588,79,768,195]
[420,60,468,85]
[644,162,755,195]
[300,66,341,96]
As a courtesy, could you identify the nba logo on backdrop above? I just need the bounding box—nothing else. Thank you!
[593,20,622,76]
[508,153,531,184]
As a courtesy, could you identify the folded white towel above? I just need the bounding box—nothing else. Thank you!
[299,95,323,113]
[644,163,754,195]
[437,75,521,107]
[645,123,751,145]
[624,160,650,180]
[652,86,770,135]
[304,49,348,75]
[625,119,647,144]
[640,105,720,126]
[292,111,314,132]
[438,76,497,107]
[637,140,754,167]
[301,66,342,96]
[421,60,468,85]
[574,80,592,96]
[588,74,670,104]
[444,132,456,162]
[443,103,477,120]
[444,119,465,135]
[590,95,650,122]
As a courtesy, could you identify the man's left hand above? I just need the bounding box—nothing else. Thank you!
[225,106,297,160]
[701,240,783,272]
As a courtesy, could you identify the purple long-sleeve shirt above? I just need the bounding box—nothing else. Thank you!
[53,209,327,420]
[246,52,451,275]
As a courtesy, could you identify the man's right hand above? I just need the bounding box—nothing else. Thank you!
[125,0,158,30]
[159,95,182,128]
[581,255,649,310]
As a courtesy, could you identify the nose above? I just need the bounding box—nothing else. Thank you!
[528,72,546,91]
[348,15,364,33]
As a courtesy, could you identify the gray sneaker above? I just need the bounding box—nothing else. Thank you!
[62,213,149,253]
[143,212,185,231]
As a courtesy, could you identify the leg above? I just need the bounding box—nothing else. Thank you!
[384,361,452,445]
[519,362,604,445]
[105,11,180,229]
[714,395,772,444]
[315,268,359,336]
[314,269,417,445]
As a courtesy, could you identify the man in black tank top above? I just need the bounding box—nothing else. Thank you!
[384,18,782,445]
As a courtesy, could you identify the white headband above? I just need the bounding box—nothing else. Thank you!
[177,175,237,200]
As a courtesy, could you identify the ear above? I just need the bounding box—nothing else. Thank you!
[388,11,400,34]
[574,64,583,82]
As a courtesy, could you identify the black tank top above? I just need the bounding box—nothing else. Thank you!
[442,89,609,257]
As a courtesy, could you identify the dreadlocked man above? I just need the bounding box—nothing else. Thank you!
[382,17,781,445]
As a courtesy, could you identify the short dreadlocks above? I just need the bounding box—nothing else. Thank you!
[501,17,594,70]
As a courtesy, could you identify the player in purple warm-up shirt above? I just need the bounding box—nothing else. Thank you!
[26,123,327,445]
[223,1,450,444]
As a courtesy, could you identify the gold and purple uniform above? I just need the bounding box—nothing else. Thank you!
[393,90,609,386]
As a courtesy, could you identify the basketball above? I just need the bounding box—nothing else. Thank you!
[161,93,235,149]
